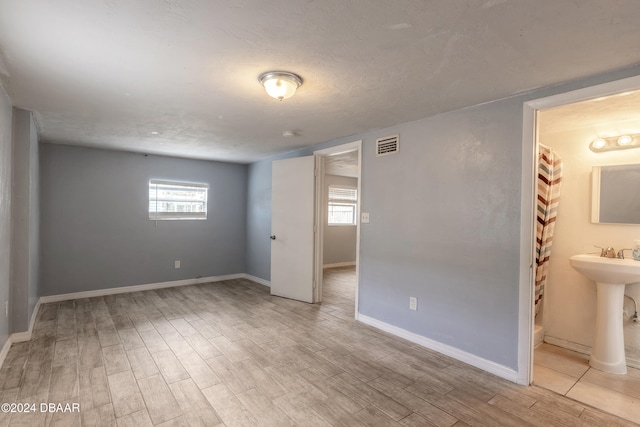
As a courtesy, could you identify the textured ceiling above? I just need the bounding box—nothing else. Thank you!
[1,1,640,163]
[539,90,640,146]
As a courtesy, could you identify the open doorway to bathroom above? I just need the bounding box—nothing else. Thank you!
[314,142,362,319]
[522,78,640,423]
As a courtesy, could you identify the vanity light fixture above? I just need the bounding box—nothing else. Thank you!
[618,135,633,146]
[589,133,640,153]
[258,71,302,101]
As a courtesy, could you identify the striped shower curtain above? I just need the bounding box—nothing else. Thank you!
[535,145,562,315]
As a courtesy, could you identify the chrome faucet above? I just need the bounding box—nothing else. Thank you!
[617,248,633,259]
[595,246,631,259]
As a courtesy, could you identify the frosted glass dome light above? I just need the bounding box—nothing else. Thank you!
[259,71,302,101]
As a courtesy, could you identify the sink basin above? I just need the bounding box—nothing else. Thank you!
[569,253,640,374]
[569,254,640,283]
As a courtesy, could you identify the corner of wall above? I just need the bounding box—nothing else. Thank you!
[9,108,40,335]
[0,82,13,349]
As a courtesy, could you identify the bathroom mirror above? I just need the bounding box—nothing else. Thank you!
[592,164,640,224]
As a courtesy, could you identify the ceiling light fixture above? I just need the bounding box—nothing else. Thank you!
[618,135,633,146]
[258,71,302,101]
[590,133,640,153]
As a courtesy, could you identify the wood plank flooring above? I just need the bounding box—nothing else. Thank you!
[0,266,636,426]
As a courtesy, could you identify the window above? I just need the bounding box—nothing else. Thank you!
[149,179,208,220]
[328,185,357,225]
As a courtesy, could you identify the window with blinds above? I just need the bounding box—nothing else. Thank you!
[149,179,208,220]
[328,185,357,225]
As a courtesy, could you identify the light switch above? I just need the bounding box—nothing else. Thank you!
[361,212,370,223]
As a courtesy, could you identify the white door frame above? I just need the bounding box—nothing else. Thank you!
[517,75,640,385]
[313,154,325,303]
[314,140,362,316]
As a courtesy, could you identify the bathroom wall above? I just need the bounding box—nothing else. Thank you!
[323,174,357,266]
[541,134,640,366]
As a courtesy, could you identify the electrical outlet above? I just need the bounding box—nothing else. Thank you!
[409,297,417,311]
[5,301,8,318]
[361,212,370,223]
[175,260,181,269]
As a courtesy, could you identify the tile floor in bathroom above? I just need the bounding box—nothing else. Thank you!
[534,343,640,424]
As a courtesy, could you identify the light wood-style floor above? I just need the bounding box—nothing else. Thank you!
[0,266,636,426]
[534,342,640,424]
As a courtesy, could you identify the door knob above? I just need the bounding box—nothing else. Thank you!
[270,235,276,240]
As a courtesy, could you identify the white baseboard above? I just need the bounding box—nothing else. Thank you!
[0,300,43,368]
[0,337,11,369]
[24,299,41,341]
[533,325,544,348]
[8,300,42,344]
[242,274,270,287]
[543,335,591,356]
[357,313,519,383]
[541,334,640,370]
[10,331,31,343]
[323,262,356,269]
[39,273,246,304]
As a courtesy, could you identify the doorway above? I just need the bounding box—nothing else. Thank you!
[518,75,640,388]
[314,141,362,318]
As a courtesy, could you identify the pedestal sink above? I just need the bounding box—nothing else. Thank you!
[569,254,640,374]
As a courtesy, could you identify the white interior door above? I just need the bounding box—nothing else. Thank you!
[270,156,316,303]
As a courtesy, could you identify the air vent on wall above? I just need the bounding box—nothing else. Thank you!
[376,135,399,157]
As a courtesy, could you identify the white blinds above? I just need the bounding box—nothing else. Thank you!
[328,186,357,203]
[149,179,208,220]
[328,186,357,225]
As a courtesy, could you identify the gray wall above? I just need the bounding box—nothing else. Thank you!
[40,144,247,296]
[357,101,522,368]
[246,159,273,280]
[245,64,640,371]
[245,140,350,280]
[248,106,522,368]
[10,108,39,332]
[323,174,357,266]
[0,86,11,346]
